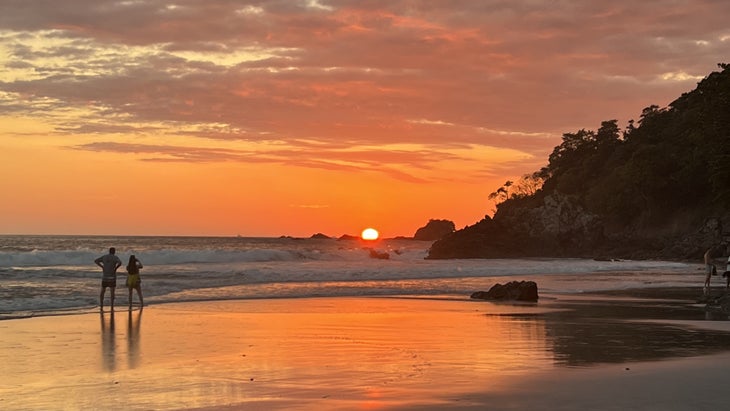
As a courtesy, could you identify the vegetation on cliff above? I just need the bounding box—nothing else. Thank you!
[429,64,730,260]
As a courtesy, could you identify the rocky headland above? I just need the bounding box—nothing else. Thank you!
[428,64,730,262]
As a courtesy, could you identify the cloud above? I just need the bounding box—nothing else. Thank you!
[70,137,531,184]
[2,0,730,178]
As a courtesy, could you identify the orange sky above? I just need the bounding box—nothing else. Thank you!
[1,1,729,237]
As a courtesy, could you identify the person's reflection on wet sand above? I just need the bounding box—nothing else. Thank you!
[127,309,142,369]
[100,311,116,372]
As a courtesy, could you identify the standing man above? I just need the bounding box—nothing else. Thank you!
[95,247,122,311]
[703,246,721,295]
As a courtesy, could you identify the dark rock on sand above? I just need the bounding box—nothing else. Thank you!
[471,281,539,302]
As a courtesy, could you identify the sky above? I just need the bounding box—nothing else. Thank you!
[1,0,729,238]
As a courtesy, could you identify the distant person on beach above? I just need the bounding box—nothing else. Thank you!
[95,247,122,310]
[126,255,144,309]
[704,247,714,293]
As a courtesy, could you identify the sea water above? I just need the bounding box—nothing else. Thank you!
[0,235,697,319]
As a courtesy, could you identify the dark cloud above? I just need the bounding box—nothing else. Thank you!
[2,0,730,173]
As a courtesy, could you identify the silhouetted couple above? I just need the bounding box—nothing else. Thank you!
[95,247,144,310]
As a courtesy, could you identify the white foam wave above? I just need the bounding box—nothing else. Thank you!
[0,247,343,267]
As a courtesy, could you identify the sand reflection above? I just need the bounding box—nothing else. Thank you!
[541,296,730,365]
[127,309,142,369]
[149,298,557,405]
[100,311,116,372]
[4,297,730,410]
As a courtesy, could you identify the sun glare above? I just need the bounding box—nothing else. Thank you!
[361,228,379,241]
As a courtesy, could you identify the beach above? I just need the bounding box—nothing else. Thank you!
[2,286,730,411]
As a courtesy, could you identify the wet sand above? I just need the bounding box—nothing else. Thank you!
[1,288,730,410]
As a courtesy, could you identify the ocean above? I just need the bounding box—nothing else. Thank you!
[0,235,699,319]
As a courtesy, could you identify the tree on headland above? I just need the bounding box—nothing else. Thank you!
[530,64,730,228]
[488,172,544,204]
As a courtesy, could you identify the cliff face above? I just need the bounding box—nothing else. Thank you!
[429,199,730,261]
[427,194,607,259]
[428,64,730,261]
[496,193,603,255]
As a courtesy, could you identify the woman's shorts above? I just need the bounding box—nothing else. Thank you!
[127,274,141,288]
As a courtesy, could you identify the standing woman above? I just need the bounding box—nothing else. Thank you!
[126,255,144,309]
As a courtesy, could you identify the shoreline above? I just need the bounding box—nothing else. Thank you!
[2,281,726,321]
[2,288,730,410]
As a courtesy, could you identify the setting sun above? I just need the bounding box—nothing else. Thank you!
[361,228,379,241]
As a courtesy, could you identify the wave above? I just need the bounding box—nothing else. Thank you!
[0,235,432,268]
[0,246,410,267]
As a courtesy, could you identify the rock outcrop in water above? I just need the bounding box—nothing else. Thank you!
[310,233,331,239]
[368,249,390,259]
[413,219,455,241]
